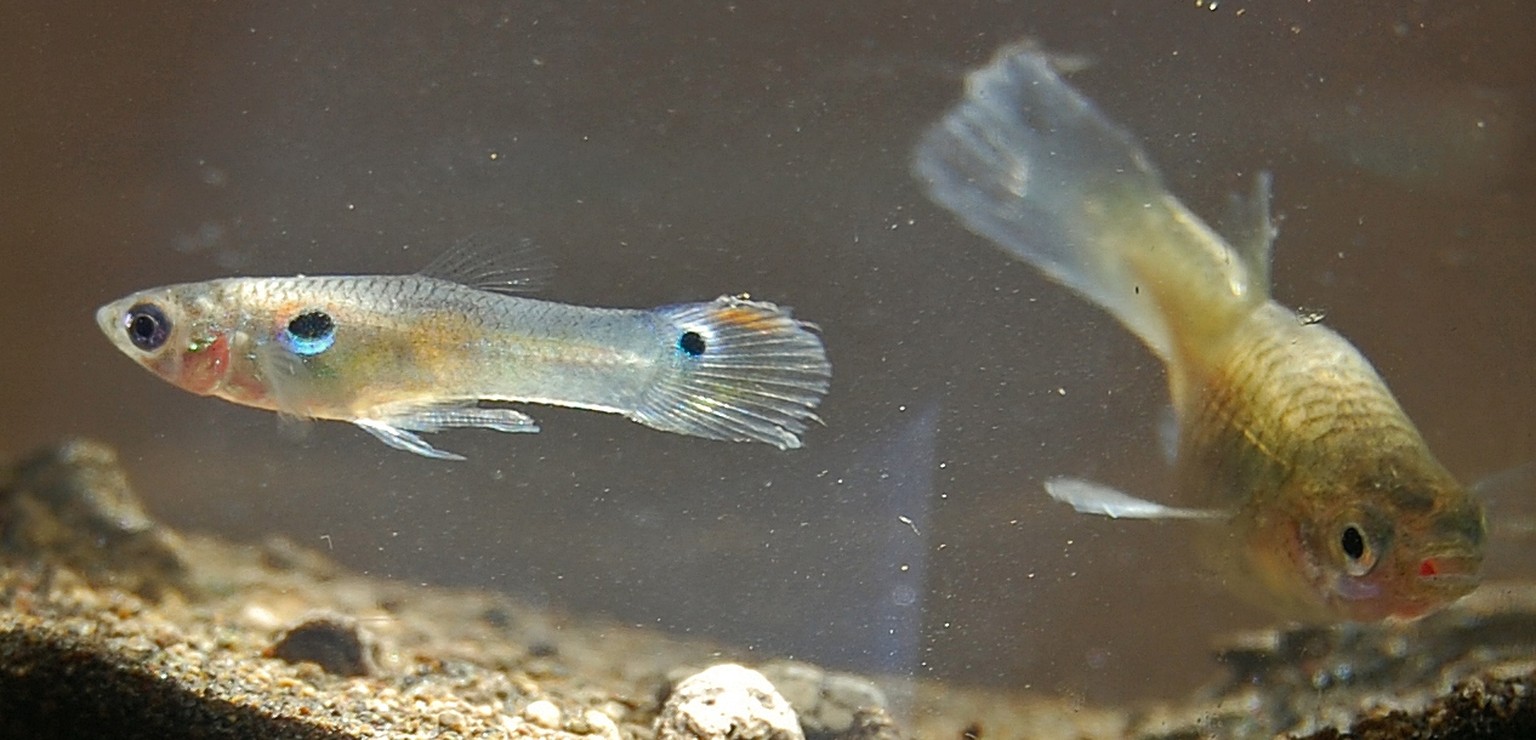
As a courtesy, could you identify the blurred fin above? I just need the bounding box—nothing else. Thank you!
[1216,172,1277,291]
[1156,405,1180,464]
[275,414,314,443]
[251,340,320,419]
[1473,460,1536,539]
[1301,84,1534,194]
[420,233,554,295]
[1045,477,1225,520]
[912,43,1266,377]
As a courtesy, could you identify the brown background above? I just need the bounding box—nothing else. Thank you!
[3,0,1533,707]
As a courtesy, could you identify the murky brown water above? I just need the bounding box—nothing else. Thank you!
[4,1,1533,707]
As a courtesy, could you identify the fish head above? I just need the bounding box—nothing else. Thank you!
[1290,465,1486,622]
[96,281,244,398]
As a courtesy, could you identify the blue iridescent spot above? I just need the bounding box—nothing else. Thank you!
[678,330,706,357]
[282,310,336,356]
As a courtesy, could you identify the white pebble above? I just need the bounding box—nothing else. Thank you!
[522,699,562,729]
[578,708,622,740]
[656,664,803,740]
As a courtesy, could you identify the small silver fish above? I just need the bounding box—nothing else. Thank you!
[96,246,831,459]
[913,45,1485,621]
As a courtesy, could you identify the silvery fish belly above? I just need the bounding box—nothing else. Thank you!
[96,253,831,460]
[912,44,1485,621]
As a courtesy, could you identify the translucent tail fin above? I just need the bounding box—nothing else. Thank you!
[912,44,1268,361]
[631,296,831,450]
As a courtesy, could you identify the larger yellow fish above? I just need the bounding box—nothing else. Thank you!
[912,46,1485,621]
[96,246,830,460]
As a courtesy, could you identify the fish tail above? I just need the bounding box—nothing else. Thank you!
[912,45,1267,364]
[630,296,831,449]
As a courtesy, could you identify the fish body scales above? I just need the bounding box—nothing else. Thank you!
[1179,304,1428,511]
[218,276,666,416]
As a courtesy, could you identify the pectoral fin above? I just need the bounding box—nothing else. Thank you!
[353,400,540,460]
[1044,477,1226,520]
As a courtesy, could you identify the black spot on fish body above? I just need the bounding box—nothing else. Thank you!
[679,330,706,357]
[283,310,337,356]
[287,310,334,341]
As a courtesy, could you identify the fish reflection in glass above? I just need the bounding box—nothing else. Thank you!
[96,243,831,460]
[912,45,1485,621]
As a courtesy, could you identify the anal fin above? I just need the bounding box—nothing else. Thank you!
[353,400,540,460]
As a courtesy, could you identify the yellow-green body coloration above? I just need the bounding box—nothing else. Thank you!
[913,45,1485,621]
[97,255,831,460]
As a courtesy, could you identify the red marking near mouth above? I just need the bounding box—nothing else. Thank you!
[1418,558,1439,578]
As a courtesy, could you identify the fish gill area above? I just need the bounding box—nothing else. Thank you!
[1,439,1532,739]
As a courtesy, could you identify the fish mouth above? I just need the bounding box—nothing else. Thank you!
[96,302,125,341]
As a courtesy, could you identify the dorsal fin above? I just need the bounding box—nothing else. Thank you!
[419,233,555,295]
[1217,171,1279,295]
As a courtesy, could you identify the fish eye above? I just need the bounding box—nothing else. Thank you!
[1340,524,1377,576]
[282,310,336,356]
[678,330,707,357]
[124,303,171,352]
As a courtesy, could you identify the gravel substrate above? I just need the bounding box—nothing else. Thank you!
[2,440,1531,739]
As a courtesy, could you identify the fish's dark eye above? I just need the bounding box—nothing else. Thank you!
[678,330,707,357]
[282,310,336,356]
[1340,524,1376,576]
[125,303,171,351]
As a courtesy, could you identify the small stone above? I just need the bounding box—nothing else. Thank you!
[1,439,188,598]
[572,708,622,739]
[266,614,376,677]
[841,707,907,740]
[759,661,889,735]
[523,699,562,729]
[437,709,466,732]
[816,674,889,731]
[656,663,803,740]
